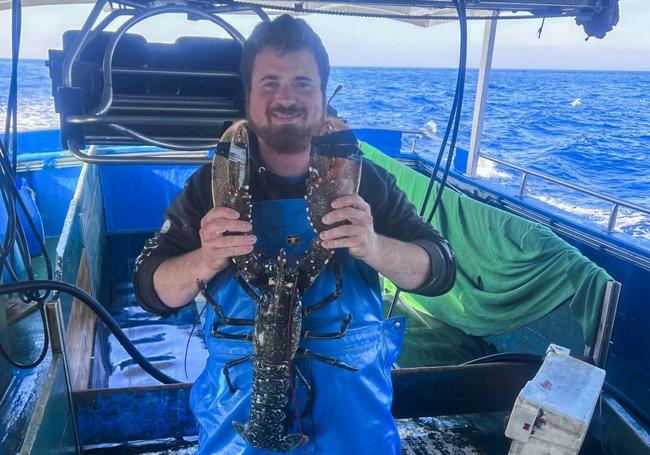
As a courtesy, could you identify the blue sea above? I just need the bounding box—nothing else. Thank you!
[1,59,649,242]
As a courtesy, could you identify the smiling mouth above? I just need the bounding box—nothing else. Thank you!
[270,109,304,120]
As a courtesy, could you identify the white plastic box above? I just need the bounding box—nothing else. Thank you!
[505,344,606,455]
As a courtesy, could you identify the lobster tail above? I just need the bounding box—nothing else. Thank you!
[233,420,308,452]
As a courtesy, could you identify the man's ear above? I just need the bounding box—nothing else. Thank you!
[244,92,251,116]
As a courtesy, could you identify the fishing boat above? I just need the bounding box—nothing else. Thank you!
[1,0,648,453]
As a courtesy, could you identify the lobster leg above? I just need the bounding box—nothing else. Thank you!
[302,261,342,317]
[198,279,255,326]
[296,348,358,372]
[301,261,353,340]
[211,323,253,342]
[233,271,263,303]
[293,365,312,418]
[302,313,353,340]
[223,355,254,394]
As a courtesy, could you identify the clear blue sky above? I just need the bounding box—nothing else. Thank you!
[1,0,648,70]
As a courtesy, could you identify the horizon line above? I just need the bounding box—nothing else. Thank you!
[2,57,650,73]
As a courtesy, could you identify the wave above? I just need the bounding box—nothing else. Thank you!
[476,157,514,180]
[531,194,650,241]
[423,121,438,136]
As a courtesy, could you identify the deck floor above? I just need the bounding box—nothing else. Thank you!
[82,414,511,454]
[92,281,207,388]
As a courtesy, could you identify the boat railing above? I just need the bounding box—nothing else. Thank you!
[479,153,650,234]
[384,127,649,234]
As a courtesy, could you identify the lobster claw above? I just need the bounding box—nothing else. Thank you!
[212,121,267,283]
[212,120,251,209]
[232,420,309,452]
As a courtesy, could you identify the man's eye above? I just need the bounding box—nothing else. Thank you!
[296,81,312,89]
[262,82,279,91]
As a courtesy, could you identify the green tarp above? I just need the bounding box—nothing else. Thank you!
[361,142,612,358]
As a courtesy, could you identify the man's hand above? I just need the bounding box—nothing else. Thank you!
[320,194,432,291]
[199,207,256,273]
[320,194,379,260]
[152,207,255,310]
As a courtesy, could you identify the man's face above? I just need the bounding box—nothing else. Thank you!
[247,48,325,155]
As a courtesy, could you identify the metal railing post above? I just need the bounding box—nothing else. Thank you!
[467,10,499,177]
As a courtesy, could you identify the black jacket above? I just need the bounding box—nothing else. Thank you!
[133,158,456,317]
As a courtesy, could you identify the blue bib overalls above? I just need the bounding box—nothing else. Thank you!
[190,197,406,454]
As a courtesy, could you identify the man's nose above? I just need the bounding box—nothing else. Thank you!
[274,83,297,106]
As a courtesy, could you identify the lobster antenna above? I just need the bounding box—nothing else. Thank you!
[327,85,343,107]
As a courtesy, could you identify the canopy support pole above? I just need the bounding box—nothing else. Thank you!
[467,10,498,178]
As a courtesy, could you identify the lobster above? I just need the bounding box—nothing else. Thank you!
[200,120,362,451]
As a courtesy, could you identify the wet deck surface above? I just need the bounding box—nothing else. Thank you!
[82,414,511,454]
[93,282,207,388]
[0,238,58,454]
[399,414,510,454]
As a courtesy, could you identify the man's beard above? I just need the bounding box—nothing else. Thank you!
[249,106,322,155]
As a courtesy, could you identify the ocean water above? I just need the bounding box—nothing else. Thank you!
[1,59,649,241]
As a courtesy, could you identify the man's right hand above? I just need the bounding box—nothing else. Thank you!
[198,207,256,273]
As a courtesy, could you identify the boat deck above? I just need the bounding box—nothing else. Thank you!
[80,414,512,454]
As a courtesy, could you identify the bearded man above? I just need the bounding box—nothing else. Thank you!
[134,14,455,455]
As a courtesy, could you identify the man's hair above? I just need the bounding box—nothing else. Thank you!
[240,15,330,97]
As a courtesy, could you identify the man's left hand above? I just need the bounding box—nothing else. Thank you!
[320,194,378,260]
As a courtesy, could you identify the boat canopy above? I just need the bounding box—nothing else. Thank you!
[0,0,619,34]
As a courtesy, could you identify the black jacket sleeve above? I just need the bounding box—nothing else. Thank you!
[358,159,456,296]
[133,164,213,317]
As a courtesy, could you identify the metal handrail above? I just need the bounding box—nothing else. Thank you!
[68,140,212,164]
[90,6,246,118]
[110,68,241,78]
[480,153,650,233]
[371,125,649,234]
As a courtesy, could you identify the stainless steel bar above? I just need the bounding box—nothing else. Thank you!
[90,5,246,118]
[67,114,238,126]
[107,124,221,151]
[110,68,240,78]
[350,125,423,135]
[85,135,223,143]
[410,136,419,153]
[68,139,212,164]
[607,204,620,233]
[481,154,650,216]
[519,172,528,197]
[109,106,241,114]
[467,10,498,178]
[230,0,600,12]
[113,95,235,106]
[590,281,621,368]
[62,0,109,87]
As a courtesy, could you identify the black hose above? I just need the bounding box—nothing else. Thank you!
[0,280,181,384]
[0,302,49,369]
[426,0,467,224]
[388,0,467,318]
